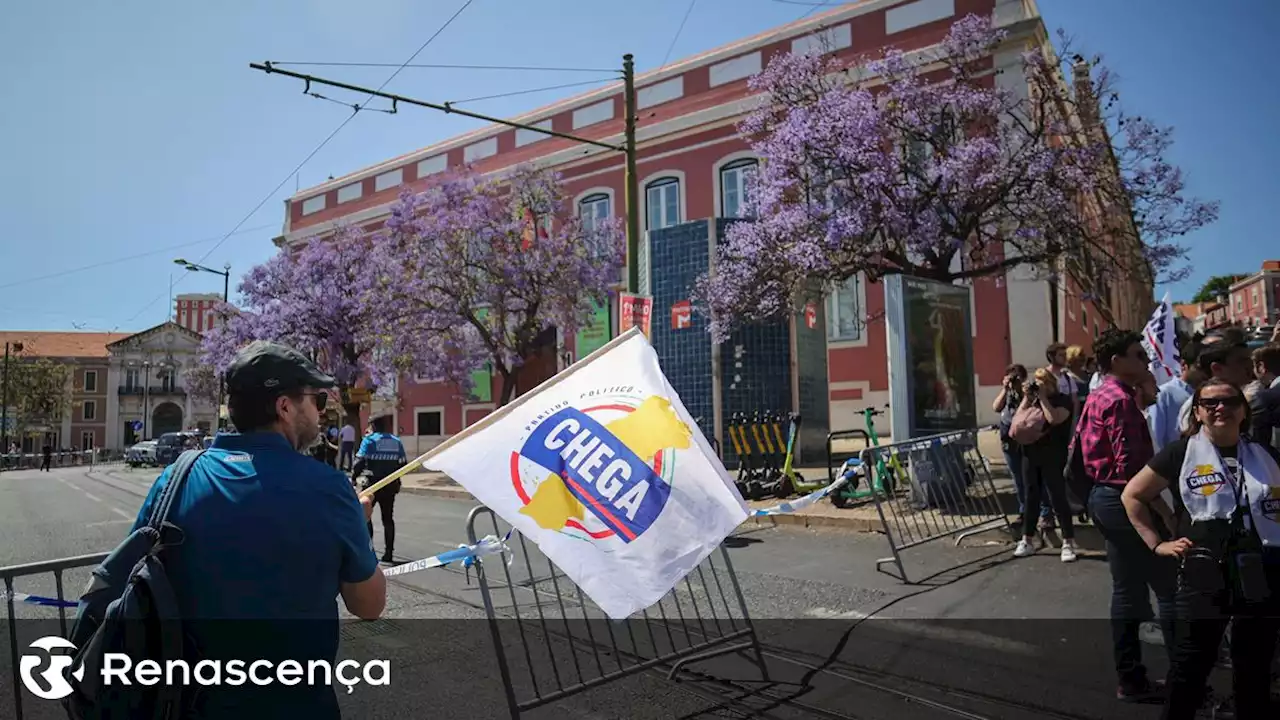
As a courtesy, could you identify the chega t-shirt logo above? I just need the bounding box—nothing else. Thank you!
[510,389,692,547]
[1262,487,1280,522]
[1186,464,1226,497]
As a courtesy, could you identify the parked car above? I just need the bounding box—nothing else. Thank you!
[126,440,158,468]
[154,432,202,466]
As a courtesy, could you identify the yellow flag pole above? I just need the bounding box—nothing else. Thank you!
[358,326,644,499]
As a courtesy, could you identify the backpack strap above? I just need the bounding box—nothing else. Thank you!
[146,449,206,532]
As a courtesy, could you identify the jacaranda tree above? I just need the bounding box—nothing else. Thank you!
[197,226,394,427]
[373,165,624,406]
[695,14,1217,340]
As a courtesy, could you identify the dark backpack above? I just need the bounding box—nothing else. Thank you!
[62,449,205,720]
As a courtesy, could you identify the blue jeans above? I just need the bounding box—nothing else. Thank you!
[1002,442,1051,517]
[1088,484,1177,689]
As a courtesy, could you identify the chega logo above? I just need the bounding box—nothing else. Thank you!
[1262,487,1280,521]
[1187,464,1226,497]
[20,636,84,700]
[512,389,692,545]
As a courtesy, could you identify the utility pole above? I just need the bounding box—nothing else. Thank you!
[249,59,643,293]
[1,341,23,461]
[622,54,640,295]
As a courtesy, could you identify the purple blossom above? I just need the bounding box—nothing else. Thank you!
[696,14,1216,341]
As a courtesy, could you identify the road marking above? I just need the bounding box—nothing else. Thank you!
[83,492,103,503]
[805,607,870,620]
[86,518,132,528]
[111,507,131,520]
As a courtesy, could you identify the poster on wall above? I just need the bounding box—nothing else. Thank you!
[619,293,653,338]
[884,275,976,440]
[575,299,613,361]
[671,300,692,330]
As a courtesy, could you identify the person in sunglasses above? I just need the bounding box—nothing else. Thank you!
[1121,379,1280,720]
[128,340,386,718]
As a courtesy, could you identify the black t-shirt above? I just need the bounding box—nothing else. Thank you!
[1023,392,1072,463]
[1147,438,1280,551]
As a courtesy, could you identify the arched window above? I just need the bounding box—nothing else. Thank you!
[578,193,610,233]
[719,158,758,218]
[645,177,681,230]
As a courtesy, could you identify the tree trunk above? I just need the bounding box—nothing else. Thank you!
[342,402,362,431]
[498,369,517,407]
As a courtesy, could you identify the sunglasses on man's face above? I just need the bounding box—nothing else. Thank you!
[297,391,328,411]
[1197,396,1243,410]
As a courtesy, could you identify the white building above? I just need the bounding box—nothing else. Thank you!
[105,321,217,447]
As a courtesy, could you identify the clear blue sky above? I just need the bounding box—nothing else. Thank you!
[1,0,1274,333]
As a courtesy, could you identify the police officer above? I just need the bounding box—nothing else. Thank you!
[351,414,406,563]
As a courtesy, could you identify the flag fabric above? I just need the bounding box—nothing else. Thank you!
[420,327,747,619]
[1142,292,1182,387]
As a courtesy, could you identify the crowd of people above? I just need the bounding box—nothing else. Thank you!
[996,327,1280,718]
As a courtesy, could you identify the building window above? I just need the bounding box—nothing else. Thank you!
[579,193,611,233]
[1082,307,1088,331]
[125,369,139,390]
[719,159,758,218]
[826,275,863,342]
[413,372,444,384]
[83,370,97,393]
[161,373,174,393]
[81,431,94,450]
[645,178,680,230]
[83,400,96,421]
[1251,287,1259,308]
[416,409,443,437]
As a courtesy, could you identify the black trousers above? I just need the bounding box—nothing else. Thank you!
[1021,452,1074,539]
[1089,484,1178,689]
[1161,572,1280,720]
[40,454,51,471]
[366,485,397,555]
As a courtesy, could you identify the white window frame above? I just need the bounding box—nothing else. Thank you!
[83,370,97,393]
[642,172,685,231]
[413,370,445,384]
[413,406,445,437]
[462,403,496,429]
[125,368,140,390]
[576,189,613,233]
[826,273,868,348]
[82,400,96,421]
[81,430,94,450]
[714,154,758,219]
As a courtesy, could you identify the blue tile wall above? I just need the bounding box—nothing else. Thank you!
[648,220,715,446]
[644,219,829,473]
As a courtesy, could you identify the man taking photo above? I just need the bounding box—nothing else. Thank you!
[129,340,386,718]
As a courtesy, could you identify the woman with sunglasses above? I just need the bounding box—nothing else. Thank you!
[1121,379,1280,719]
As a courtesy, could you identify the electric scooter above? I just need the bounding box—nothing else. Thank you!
[830,405,902,508]
[773,412,817,498]
[750,411,784,499]
[727,412,757,499]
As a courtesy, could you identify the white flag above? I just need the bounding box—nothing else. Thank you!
[421,327,748,619]
[1141,292,1182,386]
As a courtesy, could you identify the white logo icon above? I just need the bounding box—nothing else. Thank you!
[19,636,84,700]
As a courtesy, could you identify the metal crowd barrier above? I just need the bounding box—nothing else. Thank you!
[465,506,769,719]
[863,427,1012,583]
[2,552,107,720]
[0,449,129,472]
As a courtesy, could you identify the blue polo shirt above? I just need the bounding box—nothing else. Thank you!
[131,431,378,717]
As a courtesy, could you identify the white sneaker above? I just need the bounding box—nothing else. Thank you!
[1061,540,1078,563]
[1013,538,1035,557]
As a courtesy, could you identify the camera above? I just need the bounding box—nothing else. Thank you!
[1027,381,1040,395]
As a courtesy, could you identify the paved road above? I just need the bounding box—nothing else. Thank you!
[2,464,1191,719]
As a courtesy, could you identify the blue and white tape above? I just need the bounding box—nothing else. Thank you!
[383,531,513,578]
[5,591,77,609]
[749,474,852,517]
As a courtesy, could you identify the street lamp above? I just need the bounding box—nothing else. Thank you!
[174,258,231,430]
[2,341,25,460]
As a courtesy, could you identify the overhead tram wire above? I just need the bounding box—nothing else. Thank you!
[121,0,478,325]
[0,224,274,292]
[447,77,620,106]
[660,0,699,69]
[268,61,620,74]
